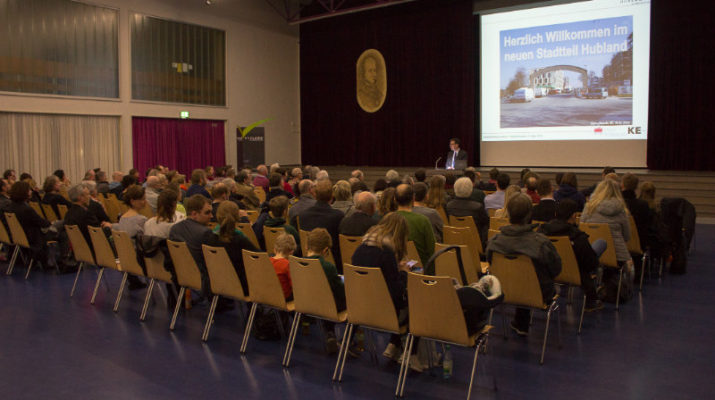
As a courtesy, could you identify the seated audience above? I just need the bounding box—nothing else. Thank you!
[64,183,113,248]
[298,179,345,271]
[351,169,364,181]
[41,175,72,217]
[235,170,260,210]
[486,193,562,335]
[288,179,316,228]
[212,201,259,296]
[252,165,269,192]
[411,182,443,242]
[478,167,499,191]
[531,178,557,222]
[373,178,388,195]
[395,184,435,272]
[304,228,345,354]
[581,166,616,198]
[264,196,301,253]
[463,170,486,204]
[484,173,510,210]
[113,185,147,240]
[414,169,426,183]
[376,187,397,220]
[210,183,230,221]
[339,191,377,237]
[270,233,297,300]
[493,185,521,219]
[6,181,55,267]
[144,176,162,213]
[538,199,604,311]
[523,172,541,204]
[554,172,586,211]
[95,171,110,194]
[446,177,489,249]
[83,180,110,223]
[144,189,185,239]
[331,180,353,215]
[425,175,449,216]
[108,171,123,194]
[186,169,211,199]
[621,173,653,250]
[267,172,292,202]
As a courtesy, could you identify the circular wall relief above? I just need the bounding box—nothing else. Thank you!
[356,49,386,113]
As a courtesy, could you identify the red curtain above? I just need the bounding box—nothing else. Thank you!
[132,117,226,179]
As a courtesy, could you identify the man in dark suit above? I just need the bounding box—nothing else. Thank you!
[298,179,345,272]
[445,137,468,170]
[531,178,557,222]
[339,191,377,237]
[64,183,112,246]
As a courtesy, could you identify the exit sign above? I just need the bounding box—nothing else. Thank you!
[180,111,189,119]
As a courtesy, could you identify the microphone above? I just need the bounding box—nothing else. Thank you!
[435,157,442,170]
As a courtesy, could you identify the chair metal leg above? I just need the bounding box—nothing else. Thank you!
[240,303,259,354]
[467,337,484,400]
[333,322,353,381]
[281,311,299,365]
[113,272,128,312]
[540,303,556,365]
[202,295,219,342]
[90,268,105,305]
[6,246,19,275]
[282,312,302,367]
[140,278,155,321]
[398,333,416,397]
[578,294,586,334]
[24,258,35,280]
[615,267,623,310]
[396,333,412,397]
[70,262,84,297]
[169,287,186,330]
[639,252,647,291]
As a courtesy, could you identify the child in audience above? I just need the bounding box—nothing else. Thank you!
[270,233,296,300]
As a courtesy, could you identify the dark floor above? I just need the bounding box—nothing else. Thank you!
[1,225,713,400]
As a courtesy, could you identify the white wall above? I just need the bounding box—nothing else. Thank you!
[0,0,301,174]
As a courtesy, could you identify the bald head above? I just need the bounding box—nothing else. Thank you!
[146,175,161,189]
[298,179,314,196]
[354,191,376,216]
[395,183,414,207]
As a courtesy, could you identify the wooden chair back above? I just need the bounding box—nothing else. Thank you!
[407,272,472,346]
[626,215,643,254]
[434,243,478,285]
[344,264,401,333]
[289,256,341,321]
[237,222,260,249]
[449,215,484,255]
[436,207,449,225]
[263,226,285,254]
[138,203,154,219]
[488,228,500,241]
[487,208,496,217]
[202,244,249,301]
[4,212,29,248]
[246,210,259,224]
[57,204,69,219]
[339,234,362,266]
[29,202,45,219]
[166,240,202,290]
[489,216,510,231]
[549,236,581,286]
[104,194,121,223]
[88,226,119,270]
[443,225,480,265]
[0,218,12,245]
[144,251,173,283]
[65,225,95,265]
[41,204,59,222]
[578,222,619,268]
[406,240,423,269]
[242,250,290,310]
[112,230,145,276]
[254,187,266,204]
[488,253,545,309]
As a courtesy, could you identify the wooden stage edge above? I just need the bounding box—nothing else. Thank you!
[306,166,715,222]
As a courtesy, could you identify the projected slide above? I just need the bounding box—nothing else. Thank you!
[481,0,650,141]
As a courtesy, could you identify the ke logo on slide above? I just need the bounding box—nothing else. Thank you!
[594,127,603,133]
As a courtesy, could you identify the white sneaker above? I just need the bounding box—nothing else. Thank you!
[382,343,401,361]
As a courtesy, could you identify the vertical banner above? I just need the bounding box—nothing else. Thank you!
[236,127,265,167]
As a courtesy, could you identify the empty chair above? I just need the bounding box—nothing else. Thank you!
[449,215,485,257]
[548,236,587,333]
[263,226,285,254]
[140,248,175,321]
[201,244,251,341]
[399,272,494,398]
[443,225,481,273]
[488,253,560,365]
[241,249,295,354]
[112,230,148,312]
[283,256,347,368]
[65,225,97,297]
[166,240,205,331]
[338,234,362,266]
[88,226,122,305]
[333,264,407,385]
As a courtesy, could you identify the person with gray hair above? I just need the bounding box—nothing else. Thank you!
[385,169,399,182]
[288,179,317,227]
[331,180,353,215]
[316,169,329,181]
[235,170,260,210]
[446,177,489,248]
[96,170,110,194]
[338,191,377,236]
[351,169,364,181]
[145,175,162,213]
[64,183,112,246]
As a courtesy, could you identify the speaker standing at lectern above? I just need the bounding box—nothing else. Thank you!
[445,138,468,170]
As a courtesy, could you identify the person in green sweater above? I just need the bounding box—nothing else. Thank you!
[305,228,345,354]
[265,195,301,254]
[395,184,436,274]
